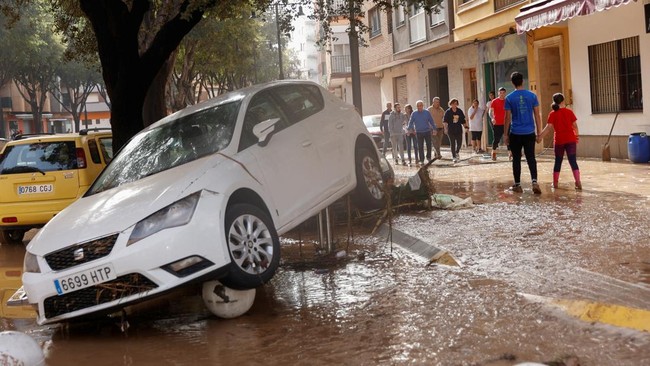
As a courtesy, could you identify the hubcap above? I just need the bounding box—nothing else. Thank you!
[361,156,384,200]
[228,214,274,275]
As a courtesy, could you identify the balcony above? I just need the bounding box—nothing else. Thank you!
[494,0,526,12]
[330,55,351,74]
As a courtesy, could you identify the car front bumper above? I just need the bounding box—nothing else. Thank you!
[20,190,232,325]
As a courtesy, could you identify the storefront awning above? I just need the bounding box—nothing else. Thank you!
[515,0,634,34]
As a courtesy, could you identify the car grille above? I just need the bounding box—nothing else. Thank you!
[43,273,158,319]
[44,234,119,271]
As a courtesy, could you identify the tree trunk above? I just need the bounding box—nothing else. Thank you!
[143,54,175,127]
[80,0,206,151]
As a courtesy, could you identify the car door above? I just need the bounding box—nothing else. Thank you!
[272,84,352,201]
[237,90,323,228]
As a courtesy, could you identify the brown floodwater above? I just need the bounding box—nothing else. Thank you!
[1,155,649,366]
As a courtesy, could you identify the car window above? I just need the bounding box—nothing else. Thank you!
[239,92,288,152]
[99,138,113,163]
[272,84,324,125]
[0,141,78,174]
[87,139,102,164]
[87,100,241,195]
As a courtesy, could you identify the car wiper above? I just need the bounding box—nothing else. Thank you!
[1,166,47,175]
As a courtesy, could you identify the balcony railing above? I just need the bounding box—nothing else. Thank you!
[330,55,351,73]
[494,0,526,12]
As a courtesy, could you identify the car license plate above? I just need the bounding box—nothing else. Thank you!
[53,264,116,295]
[17,184,54,195]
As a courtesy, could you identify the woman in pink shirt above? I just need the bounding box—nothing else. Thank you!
[537,93,581,190]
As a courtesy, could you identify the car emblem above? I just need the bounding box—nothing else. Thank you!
[73,248,84,261]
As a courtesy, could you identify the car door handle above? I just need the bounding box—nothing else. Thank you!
[335,123,344,129]
[302,141,312,147]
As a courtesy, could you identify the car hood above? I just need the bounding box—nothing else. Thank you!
[27,154,231,256]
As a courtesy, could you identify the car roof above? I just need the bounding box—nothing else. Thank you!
[148,80,325,130]
[6,131,111,145]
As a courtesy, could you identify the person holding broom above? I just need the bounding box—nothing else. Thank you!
[537,93,582,190]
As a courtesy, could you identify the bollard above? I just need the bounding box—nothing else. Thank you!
[0,331,45,366]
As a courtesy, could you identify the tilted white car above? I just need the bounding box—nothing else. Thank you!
[14,80,391,324]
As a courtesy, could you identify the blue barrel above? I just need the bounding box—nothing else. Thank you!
[628,132,650,163]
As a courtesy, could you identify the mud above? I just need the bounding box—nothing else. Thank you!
[1,155,649,365]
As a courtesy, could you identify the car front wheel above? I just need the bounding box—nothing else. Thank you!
[352,147,386,210]
[221,203,280,290]
[0,229,26,245]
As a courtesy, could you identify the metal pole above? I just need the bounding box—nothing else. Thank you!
[275,4,285,80]
[317,211,325,250]
[325,207,333,253]
[348,1,362,115]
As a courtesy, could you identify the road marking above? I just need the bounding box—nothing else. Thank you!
[521,293,650,332]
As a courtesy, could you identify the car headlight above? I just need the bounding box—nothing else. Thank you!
[127,192,201,246]
[23,252,40,273]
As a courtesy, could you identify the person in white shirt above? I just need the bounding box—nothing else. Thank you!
[467,99,485,154]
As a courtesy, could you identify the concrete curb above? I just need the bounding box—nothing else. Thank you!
[374,224,460,266]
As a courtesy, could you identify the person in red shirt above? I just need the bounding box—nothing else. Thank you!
[489,87,508,161]
[537,93,581,190]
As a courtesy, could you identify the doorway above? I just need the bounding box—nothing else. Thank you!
[535,37,564,148]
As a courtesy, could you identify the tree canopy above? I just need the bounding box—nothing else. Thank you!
[4,0,441,149]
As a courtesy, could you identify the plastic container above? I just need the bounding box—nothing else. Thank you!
[628,132,650,163]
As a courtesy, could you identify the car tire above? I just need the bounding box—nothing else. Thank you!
[352,147,386,211]
[221,203,280,290]
[0,229,26,245]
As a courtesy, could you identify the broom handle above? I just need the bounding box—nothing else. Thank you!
[605,112,619,145]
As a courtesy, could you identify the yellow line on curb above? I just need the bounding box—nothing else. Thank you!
[551,299,650,332]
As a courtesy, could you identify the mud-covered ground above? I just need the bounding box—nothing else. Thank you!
[1,152,649,366]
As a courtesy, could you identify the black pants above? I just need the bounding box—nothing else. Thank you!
[492,125,504,150]
[448,131,462,158]
[416,132,432,163]
[509,133,537,184]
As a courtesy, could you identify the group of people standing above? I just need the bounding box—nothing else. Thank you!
[378,70,582,194]
[379,97,478,167]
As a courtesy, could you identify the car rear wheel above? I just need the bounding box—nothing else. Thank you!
[221,203,280,290]
[0,229,26,245]
[352,147,385,211]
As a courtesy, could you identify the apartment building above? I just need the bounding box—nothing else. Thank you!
[0,83,110,139]
[517,0,647,158]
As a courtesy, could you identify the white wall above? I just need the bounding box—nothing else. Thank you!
[378,44,477,109]
[569,1,650,136]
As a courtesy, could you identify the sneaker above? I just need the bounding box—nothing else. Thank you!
[575,181,582,190]
[509,184,523,193]
[532,182,542,194]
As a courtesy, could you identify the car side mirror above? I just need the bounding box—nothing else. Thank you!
[252,118,280,147]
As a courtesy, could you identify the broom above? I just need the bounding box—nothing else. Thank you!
[602,112,619,161]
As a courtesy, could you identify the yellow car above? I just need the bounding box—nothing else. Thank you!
[0,129,113,244]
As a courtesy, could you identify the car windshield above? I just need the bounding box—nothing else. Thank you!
[0,141,77,174]
[87,100,241,195]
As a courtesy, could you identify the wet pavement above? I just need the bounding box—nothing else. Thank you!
[1,150,649,365]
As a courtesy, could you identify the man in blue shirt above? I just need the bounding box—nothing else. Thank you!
[504,71,542,194]
[407,100,436,166]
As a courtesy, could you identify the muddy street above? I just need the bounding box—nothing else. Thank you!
[2,155,650,366]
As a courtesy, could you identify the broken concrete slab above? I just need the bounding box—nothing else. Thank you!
[374,224,460,266]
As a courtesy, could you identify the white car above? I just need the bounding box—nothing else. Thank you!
[14,80,391,325]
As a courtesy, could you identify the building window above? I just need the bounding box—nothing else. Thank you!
[395,5,405,26]
[430,7,444,27]
[588,36,642,113]
[369,7,381,38]
[409,4,425,43]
